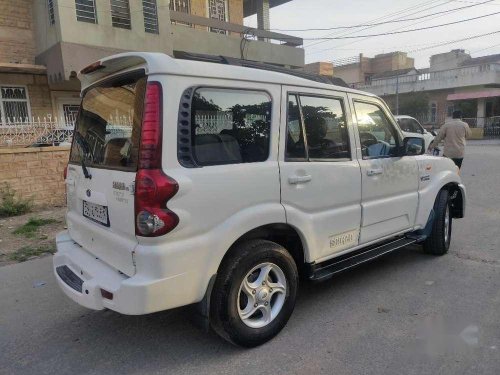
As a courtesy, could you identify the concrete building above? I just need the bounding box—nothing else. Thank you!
[330,52,415,86]
[352,50,500,129]
[0,0,303,128]
[317,49,499,130]
[303,61,334,78]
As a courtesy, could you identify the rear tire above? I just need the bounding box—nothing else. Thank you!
[424,189,452,256]
[210,240,298,347]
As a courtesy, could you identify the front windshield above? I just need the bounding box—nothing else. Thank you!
[398,118,422,134]
[69,75,147,172]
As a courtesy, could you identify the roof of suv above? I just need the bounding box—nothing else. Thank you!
[79,52,376,98]
[394,115,418,120]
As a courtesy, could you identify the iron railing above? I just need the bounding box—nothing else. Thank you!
[0,118,74,147]
[169,11,303,46]
[353,63,500,90]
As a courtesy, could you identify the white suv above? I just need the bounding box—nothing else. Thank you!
[54,53,466,347]
[395,115,435,150]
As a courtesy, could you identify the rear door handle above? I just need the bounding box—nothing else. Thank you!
[367,169,384,176]
[288,175,312,185]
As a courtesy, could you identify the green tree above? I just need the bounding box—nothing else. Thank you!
[398,92,429,118]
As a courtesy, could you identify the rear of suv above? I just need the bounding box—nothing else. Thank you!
[54,52,465,347]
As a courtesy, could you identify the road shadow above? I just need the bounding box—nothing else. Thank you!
[16,245,437,374]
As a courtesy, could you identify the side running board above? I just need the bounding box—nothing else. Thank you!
[307,237,417,282]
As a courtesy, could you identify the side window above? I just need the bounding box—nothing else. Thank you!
[354,101,399,159]
[191,88,271,166]
[397,118,420,133]
[285,94,306,159]
[300,95,350,160]
[412,119,425,134]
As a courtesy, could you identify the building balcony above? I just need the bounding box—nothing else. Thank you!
[353,63,500,96]
[169,11,304,68]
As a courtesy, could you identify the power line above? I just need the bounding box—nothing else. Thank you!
[299,11,500,41]
[407,30,500,54]
[305,0,452,49]
[308,0,493,57]
[271,0,494,32]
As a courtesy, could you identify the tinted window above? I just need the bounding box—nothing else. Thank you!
[300,96,350,160]
[286,94,306,159]
[354,101,399,159]
[70,75,146,171]
[397,118,422,134]
[191,88,271,166]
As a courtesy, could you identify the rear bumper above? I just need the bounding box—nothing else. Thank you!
[53,231,198,315]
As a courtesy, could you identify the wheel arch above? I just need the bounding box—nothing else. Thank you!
[441,182,465,218]
[220,223,308,275]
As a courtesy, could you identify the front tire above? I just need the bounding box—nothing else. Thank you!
[210,240,298,347]
[424,189,452,255]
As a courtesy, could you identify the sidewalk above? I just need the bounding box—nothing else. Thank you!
[468,139,500,146]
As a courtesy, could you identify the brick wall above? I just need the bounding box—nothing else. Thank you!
[0,147,69,207]
[0,0,35,64]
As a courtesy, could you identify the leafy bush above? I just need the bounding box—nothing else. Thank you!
[0,183,33,217]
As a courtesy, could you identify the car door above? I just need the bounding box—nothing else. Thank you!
[349,95,419,244]
[279,87,362,262]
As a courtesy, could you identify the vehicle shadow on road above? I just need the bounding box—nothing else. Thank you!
[26,245,435,374]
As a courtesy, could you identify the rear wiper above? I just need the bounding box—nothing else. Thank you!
[74,132,92,179]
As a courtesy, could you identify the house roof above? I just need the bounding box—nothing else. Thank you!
[460,53,500,66]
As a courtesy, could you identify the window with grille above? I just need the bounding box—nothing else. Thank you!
[169,0,190,13]
[0,86,31,123]
[75,0,98,24]
[169,0,191,26]
[208,0,228,34]
[111,0,131,29]
[47,0,55,25]
[143,0,159,34]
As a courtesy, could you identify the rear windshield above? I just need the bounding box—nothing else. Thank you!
[70,74,147,171]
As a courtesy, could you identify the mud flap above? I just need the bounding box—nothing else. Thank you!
[188,274,217,332]
[406,209,435,242]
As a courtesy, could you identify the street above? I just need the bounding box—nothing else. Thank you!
[1,142,499,375]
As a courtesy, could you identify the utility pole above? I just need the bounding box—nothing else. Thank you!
[395,74,400,115]
[395,55,400,115]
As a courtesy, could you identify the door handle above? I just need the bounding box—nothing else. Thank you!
[367,169,384,176]
[288,175,312,185]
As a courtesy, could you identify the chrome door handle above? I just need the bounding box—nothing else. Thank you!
[288,175,312,185]
[367,169,383,176]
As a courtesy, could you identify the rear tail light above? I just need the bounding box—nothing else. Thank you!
[63,165,68,180]
[135,82,179,237]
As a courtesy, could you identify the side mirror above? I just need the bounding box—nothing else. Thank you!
[431,130,437,136]
[402,137,425,156]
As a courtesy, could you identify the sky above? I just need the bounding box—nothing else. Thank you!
[244,0,500,68]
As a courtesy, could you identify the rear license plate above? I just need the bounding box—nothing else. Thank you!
[83,200,110,227]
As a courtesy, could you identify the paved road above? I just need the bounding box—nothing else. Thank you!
[1,143,499,375]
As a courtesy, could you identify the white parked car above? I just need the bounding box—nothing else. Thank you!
[54,53,466,347]
[395,115,435,150]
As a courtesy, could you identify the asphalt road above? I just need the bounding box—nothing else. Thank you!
[1,143,499,375]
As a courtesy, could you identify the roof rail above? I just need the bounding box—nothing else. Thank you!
[173,51,349,88]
